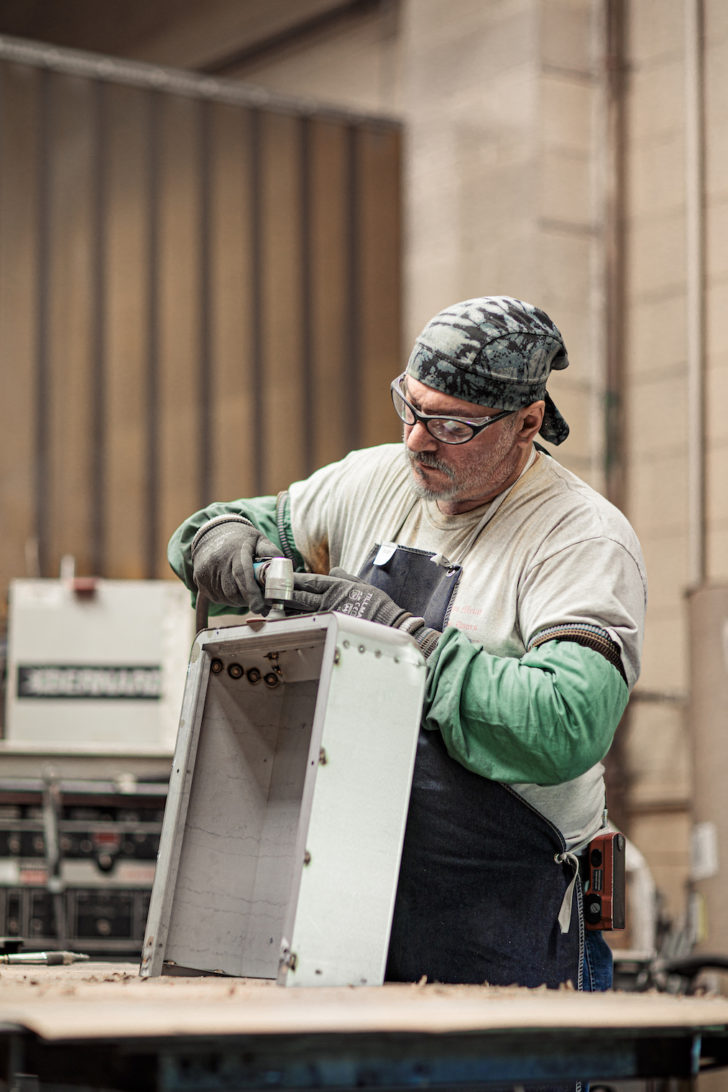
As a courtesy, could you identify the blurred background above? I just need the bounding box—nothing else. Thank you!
[0,0,726,974]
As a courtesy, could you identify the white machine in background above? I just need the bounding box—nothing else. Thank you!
[3,578,194,754]
[0,577,195,956]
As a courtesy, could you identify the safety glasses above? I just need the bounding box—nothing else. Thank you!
[390,374,513,445]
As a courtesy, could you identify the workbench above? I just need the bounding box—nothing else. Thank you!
[2,962,728,1089]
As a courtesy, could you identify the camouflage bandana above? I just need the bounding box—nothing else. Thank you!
[404,296,570,445]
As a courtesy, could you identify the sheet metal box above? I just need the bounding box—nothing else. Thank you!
[141,612,425,987]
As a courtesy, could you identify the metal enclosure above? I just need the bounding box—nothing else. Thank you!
[141,612,425,987]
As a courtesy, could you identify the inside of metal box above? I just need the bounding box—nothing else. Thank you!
[163,630,327,978]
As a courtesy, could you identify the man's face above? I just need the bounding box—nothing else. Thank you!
[402,376,534,514]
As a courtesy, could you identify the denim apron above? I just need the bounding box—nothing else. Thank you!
[358,541,584,993]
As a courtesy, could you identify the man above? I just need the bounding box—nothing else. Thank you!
[168,296,646,994]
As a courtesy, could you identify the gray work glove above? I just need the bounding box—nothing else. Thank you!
[289,568,441,658]
[190,515,281,615]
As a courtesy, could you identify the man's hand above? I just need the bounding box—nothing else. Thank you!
[191,516,281,615]
[290,568,441,657]
[290,568,409,625]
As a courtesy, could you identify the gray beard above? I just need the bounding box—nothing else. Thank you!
[406,451,459,501]
[402,420,520,507]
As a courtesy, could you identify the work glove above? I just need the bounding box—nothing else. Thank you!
[190,515,281,615]
[289,568,442,658]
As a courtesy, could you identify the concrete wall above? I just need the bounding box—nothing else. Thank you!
[620,0,693,925]
[403,0,604,489]
[621,0,728,929]
[704,1,728,580]
[220,0,606,487]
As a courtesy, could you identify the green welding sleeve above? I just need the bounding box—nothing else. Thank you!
[422,629,629,786]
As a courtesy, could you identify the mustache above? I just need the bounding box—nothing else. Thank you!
[407,451,455,479]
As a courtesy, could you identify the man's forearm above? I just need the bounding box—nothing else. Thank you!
[422,628,629,786]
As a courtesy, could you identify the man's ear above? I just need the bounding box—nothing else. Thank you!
[516,401,545,445]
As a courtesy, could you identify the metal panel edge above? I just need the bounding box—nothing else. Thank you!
[139,630,212,977]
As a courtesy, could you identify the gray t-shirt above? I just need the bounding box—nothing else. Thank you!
[289,443,647,849]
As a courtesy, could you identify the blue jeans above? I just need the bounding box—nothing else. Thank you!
[583,929,613,991]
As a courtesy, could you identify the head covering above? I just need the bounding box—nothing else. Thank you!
[404,296,570,445]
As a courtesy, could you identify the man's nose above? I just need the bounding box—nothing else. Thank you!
[405,421,438,453]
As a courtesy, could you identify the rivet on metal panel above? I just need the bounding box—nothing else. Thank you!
[263,672,280,688]
[210,659,223,674]
[343,640,350,649]
[227,663,244,679]
[246,667,262,685]
[374,649,382,658]
[303,850,311,865]
[279,944,297,973]
[358,644,365,654]
[333,648,341,664]
[318,747,327,765]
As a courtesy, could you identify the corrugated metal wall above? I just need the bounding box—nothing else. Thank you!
[0,38,402,601]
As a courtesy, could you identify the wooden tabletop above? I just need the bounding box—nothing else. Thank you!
[2,962,728,1042]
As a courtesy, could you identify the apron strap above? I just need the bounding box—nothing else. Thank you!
[555,850,580,933]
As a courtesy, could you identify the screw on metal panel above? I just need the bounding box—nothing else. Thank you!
[227,663,244,679]
[303,851,311,865]
[263,672,280,688]
[318,747,327,765]
[246,667,262,685]
[210,659,223,674]
[280,949,297,972]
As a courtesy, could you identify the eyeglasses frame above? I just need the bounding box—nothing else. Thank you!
[390,374,514,445]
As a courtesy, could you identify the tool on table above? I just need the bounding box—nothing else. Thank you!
[0,950,90,965]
